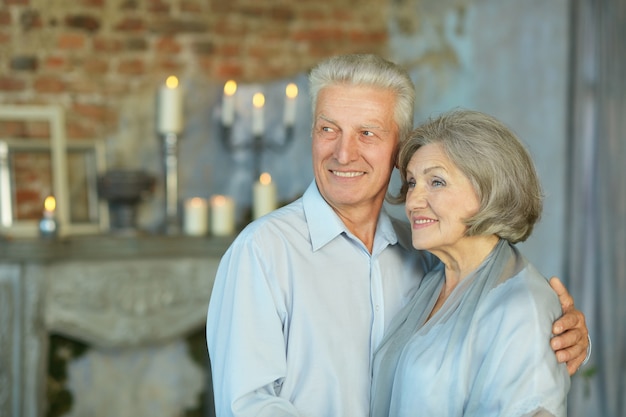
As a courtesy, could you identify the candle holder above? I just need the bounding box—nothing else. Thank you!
[219,82,298,179]
[161,132,180,234]
[219,125,294,179]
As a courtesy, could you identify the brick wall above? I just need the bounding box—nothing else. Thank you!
[0,0,390,224]
[0,0,389,139]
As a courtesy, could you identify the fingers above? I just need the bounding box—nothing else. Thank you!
[549,276,574,311]
[551,326,589,376]
[552,308,584,335]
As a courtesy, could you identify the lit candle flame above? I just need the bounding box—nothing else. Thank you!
[165,75,179,89]
[286,83,298,99]
[44,195,56,212]
[224,80,237,96]
[253,93,265,108]
[259,172,272,185]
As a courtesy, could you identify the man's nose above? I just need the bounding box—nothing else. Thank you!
[334,134,359,164]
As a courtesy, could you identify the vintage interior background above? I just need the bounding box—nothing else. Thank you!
[0,0,624,416]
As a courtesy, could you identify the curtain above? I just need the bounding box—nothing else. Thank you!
[566,0,626,416]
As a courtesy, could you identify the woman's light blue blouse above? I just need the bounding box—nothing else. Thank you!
[371,240,570,417]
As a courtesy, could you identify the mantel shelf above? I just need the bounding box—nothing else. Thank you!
[0,234,234,262]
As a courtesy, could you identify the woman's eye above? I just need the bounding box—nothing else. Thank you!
[407,179,416,188]
[431,178,445,187]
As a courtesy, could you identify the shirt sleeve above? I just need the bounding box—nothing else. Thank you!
[465,274,571,417]
[206,233,300,417]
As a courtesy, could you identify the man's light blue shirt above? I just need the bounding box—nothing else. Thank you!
[206,181,435,417]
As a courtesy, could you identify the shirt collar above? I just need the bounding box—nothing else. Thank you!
[302,181,399,253]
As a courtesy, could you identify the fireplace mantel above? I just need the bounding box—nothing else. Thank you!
[0,235,231,417]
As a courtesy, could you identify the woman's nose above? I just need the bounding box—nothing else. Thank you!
[405,185,427,210]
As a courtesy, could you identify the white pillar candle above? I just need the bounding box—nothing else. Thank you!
[252,92,265,136]
[283,83,298,126]
[253,172,277,219]
[210,195,235,236]
[157,75,184,134]
[183,197,208,236]
[222,80,237,126]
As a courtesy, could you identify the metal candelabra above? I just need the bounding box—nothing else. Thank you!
[219,124,295,179]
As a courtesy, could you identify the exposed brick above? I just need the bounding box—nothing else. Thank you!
[120,0,139,10]
[157,58,183,73]
[0,10,11,25]
[0,76,26,92]
[117,58,145,75]
[215,62,244,80]
[81,0,105,7]
[0,31,10,44]
[25,120,51,138]
[66,120,96,139]
[214,43,240,58]
[181,0,203,13]
[0,121,27,137]
[44,55,67,70]
[6,0,29,6]
[83,58,109,73]
[33,76,65,93]
[66,14,101,32]
[192,40,214,55]
[147,19,208,34]
[115,17,144,32]
[93,37,123,52]
[126,37,148,51]
[58,32,86,50]
[155,36,181,54]
[148,0,170,13]
[72,102,112,123]
[10,55,38,71]
[68,79,102,94]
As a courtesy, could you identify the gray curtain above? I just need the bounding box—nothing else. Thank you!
[566,0,626,416]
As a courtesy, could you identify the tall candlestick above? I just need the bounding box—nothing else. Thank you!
[283,83,298,126]
[157,75,183,134]
[222,80,237,127]
[210,195,236,236]
[253,172,277,219]
[252,92,265,136]
[183,197,208,236]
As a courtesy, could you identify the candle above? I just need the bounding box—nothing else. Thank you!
[157,75,184,134]
[283,83,298,126]
[39,195,58,239]
[210,195,235,236]
[252,92,265,136]
[253,172,277,219]
[183,197,208,236]
[222,80,237,126]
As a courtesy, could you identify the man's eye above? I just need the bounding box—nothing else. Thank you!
[362,130,374,137]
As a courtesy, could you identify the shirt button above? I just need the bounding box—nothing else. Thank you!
[375,305,380,311]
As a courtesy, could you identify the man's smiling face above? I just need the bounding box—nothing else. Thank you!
[311,84,399,215]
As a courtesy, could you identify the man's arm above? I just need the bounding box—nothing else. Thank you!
[207,240,299,417]
[549,277,590,375]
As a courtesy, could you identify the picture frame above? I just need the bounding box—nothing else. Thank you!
[0,105,108,238]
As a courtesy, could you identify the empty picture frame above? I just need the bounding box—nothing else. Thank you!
[0,105,108,238]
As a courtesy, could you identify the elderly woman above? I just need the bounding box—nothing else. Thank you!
[370,109,570,417]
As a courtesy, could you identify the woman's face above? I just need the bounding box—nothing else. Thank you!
[404,143,481,254]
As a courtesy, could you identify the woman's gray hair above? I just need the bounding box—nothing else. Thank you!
[391,109,543,243]
[308,54,415,142]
